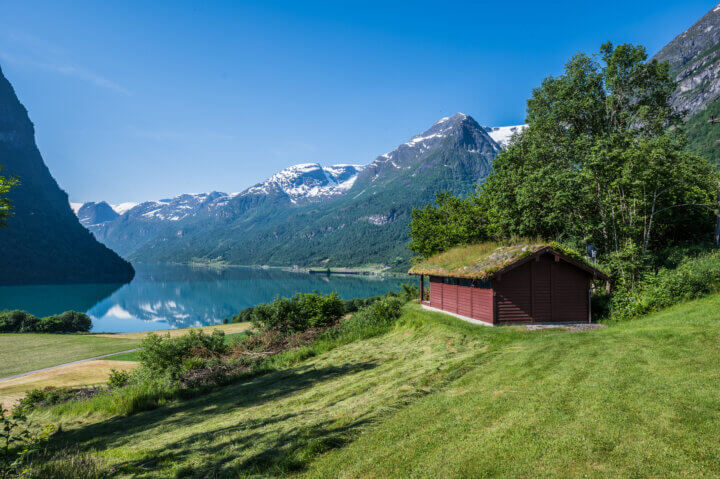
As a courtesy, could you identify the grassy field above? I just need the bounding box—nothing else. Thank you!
[0,323,252,379]
[31,295,720,477]
[0,334,140,378]
[92,322,251,339]
[0,360,138,410]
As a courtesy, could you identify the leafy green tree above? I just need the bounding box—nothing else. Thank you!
[0,167,17,228]
[409,192,490,259]
[482,42,716,285]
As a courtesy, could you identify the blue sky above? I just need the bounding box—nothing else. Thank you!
[0,1,715,203]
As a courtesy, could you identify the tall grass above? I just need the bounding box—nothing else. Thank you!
[611,249,720,320]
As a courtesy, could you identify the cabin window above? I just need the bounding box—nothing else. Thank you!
[443,277,456,285]
[471,279,491,289]
[429,276,443,283]
[458,278,473,287]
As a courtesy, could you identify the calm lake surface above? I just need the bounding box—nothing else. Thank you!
[0,264,411,333]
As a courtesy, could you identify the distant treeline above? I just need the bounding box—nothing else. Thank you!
[0,310,92,333]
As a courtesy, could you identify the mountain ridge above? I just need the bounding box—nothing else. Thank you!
[0,63,135,284]
[77,113,507,268]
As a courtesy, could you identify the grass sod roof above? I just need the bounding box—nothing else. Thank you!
[409,241,609,280]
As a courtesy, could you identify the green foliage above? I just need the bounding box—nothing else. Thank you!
[1,406,54,479]
[408,42,717,289]
[230,307,254,324]
[483,43,715,274]
[340,296,405,339]
[409,192,490,259]
[250,292,344,333]
[107,369,130,390]
[0,310,92,333]
[610,249,720,321]
[20,449,108,479]
[137,330,227,380]
[684,96,720,165]
[15,388,79,413]
[0,167,18,229]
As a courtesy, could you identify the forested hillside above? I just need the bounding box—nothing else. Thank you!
[0,64,134,285]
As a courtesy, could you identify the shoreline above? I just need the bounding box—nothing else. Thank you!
[171,261,412,278]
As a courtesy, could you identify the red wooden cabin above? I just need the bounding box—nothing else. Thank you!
[409,244,609,326]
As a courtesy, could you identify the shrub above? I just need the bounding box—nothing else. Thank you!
[250,292,344,333]
[107,369,130,389]
[611,250,720,321]
[137,330,227,379]
[0,310,36,333]
[15,387,102,414]
[0,310,91,333]
[340,296,405,338]
[341,294,387,314]
[1,406,55,478]
[298,292,344,328]
[231,307,254,324]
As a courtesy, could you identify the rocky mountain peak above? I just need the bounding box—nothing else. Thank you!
[653,3,720,116]
[362,113,498,183]
[77,201,120,227]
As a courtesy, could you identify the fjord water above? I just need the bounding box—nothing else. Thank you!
[0,264,410,333]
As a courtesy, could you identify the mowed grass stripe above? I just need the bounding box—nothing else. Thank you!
[0,334,140,378]
[31,296,720,477]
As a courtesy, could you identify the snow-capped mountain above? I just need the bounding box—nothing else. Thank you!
[77,201,120,227]
[72,113,522,266]
[360,113,499,184]
[73,164,364,227]
[484,125,527,148]
[127,192,229,222]
[244,163,364,204]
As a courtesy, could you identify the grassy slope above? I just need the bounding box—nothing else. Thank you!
[0,334,140,378]
[38,296,720,477]
[307,297,720,478]
[0,360,138,410]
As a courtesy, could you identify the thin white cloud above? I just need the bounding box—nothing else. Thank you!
[0,32,130,95]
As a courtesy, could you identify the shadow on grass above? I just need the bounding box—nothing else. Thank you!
[52,361,379,475]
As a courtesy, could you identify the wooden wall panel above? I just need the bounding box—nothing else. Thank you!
[471,288,493,323]
[494,263,532,322]
[531,256,553,322]
[552,260,589,322]
[430,281,443,310]
[457,286,473,317]
[443,283,458,313]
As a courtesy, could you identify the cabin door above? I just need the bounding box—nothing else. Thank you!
[531,257,553,322]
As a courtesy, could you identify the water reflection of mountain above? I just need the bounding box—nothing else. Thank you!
[89,264,409,330]
[0,282,124,317]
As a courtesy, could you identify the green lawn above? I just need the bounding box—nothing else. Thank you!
[34,295,720,477]
[0,334,140,378]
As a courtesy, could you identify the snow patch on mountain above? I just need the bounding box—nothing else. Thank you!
[111,202,138,214]
[484,125,527,148]
[246,163,364,203]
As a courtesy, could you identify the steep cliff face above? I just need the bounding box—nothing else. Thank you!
[653,4,720,117]
[0,64,134,284]
[652,3,720,165]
